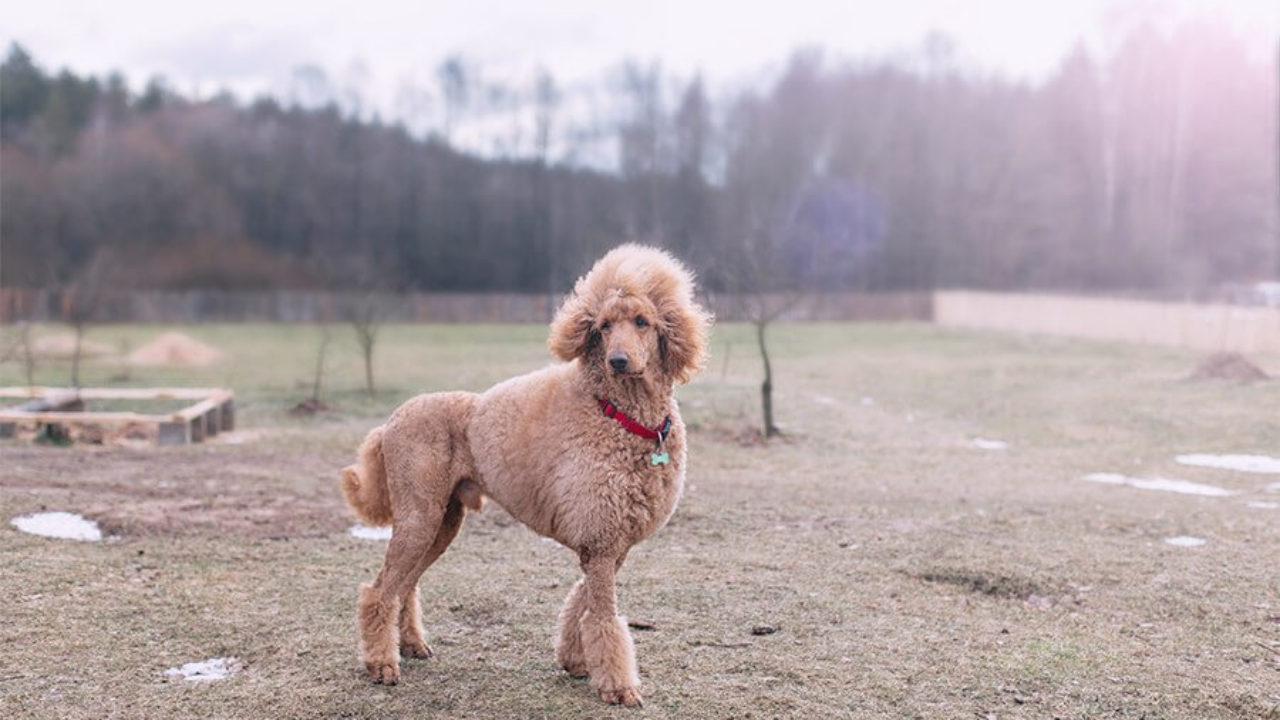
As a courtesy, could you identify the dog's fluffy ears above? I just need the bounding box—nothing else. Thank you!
[548,291,597,363]
[549,244,713,384]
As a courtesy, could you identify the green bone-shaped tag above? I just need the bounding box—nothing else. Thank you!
[650,451,670,466]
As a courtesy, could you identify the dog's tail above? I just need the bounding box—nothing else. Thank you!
[341,425,393,526]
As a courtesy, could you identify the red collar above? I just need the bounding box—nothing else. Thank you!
[598,397,672,445]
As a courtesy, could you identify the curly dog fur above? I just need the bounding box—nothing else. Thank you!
[340,244,712,706]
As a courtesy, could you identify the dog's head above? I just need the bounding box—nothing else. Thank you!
[549,244,712,385]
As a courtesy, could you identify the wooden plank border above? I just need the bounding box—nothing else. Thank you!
[0,387,236,446]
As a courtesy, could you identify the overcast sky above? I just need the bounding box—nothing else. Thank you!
[5,0,1276,124]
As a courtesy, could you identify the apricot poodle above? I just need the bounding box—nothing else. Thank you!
[340,244,712,706]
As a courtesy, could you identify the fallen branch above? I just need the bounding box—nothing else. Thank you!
[688,640,752,649]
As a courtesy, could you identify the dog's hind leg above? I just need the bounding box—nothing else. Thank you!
[353,391,476,684]
[358,503,446,685]
[397,586,430,659]
[398,496,466,659]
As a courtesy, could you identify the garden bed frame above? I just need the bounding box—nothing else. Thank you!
[0,387,235,446]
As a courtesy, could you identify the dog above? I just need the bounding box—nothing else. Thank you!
[340,244,712,706]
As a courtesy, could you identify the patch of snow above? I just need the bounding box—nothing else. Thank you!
[860,396,875,406]
[1245,501,1278,510]
[348,524,392,541]
[164,657,240,682]
[1025,594,1053,610]
[1174,454,1280,474]
[1265,482,1280,494]
[1163,536,1206,548]
[812,395,838,406]
[1083,473,1238,497]
[971,438,1008,451]
[11,511,102,541]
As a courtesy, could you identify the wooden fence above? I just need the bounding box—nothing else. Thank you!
[0,288,933,324]
[935,291,1280,354]
[6,287,1276,353]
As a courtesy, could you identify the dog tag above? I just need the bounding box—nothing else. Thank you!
[650,451,670,466]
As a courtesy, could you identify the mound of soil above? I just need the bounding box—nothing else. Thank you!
[289,398,333,415]
[32,334,115,359]
[127,332,223,366]
[1189,352,1269,382]
[703,421,769,447]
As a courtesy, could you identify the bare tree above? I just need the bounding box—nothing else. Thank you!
[349,304,380,397]
[437,55,470,144]
[1,321,38,387]
[309,325,332,408]
[393,78,435,139]
[671,76,711,262]
[534,67,561,314]
[715,54,828,439]
[19,321,37,387]
[722,230,805,439]
[299,258,343,413]
[342,269,384,398]
[63,250,120,387]
[289,64,333,110]
[615,60,669,242]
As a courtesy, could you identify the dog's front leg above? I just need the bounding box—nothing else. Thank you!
[577,553,642,707]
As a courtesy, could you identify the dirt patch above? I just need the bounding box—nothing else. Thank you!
[700,421,771,447]
[289,398,334,415]
[1189,352,1269,381]
[1,446,348,539]
[32,333,116,359]
[915,568,1047,601]
[127,332,224,366]
[87,493,343,539]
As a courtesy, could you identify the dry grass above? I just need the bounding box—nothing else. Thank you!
[1,323,1278,719]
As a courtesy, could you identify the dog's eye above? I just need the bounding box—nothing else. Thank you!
[600,321,612,332]
[635,316,648,328]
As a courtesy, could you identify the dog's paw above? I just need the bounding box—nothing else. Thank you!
[598,685,643,707]
[561,661,589,679]
[400,639,433,660]
[365,660,401,685]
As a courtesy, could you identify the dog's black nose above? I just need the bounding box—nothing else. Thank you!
[609,355,629,372]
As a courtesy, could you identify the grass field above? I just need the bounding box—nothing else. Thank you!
[1,322,1278,719]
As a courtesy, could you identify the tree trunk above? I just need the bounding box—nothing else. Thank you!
[20,323,35,387]
[756,320,780,437]
[71,323,84,388]
[311,328,331,404]
[361,333,376,397]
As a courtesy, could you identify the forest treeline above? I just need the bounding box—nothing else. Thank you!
[1,20,1275,295]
